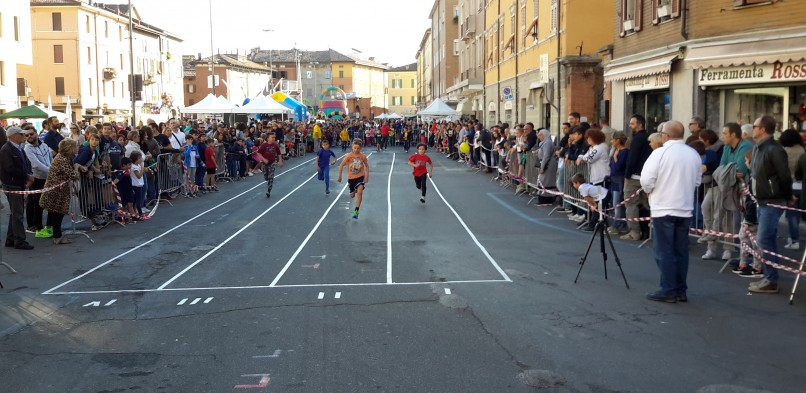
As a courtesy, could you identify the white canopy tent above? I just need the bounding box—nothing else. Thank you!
[183,93,236,114]
[387,113,403,119]
[234,95,292,115]
[375,113,388,119]
[416,98,458,117]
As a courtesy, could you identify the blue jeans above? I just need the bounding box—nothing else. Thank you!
[320,165,331,192]
[652,215,691,296]
[610,188,627,230]
[785,209,800,241]
[133,186,144,215]
[757,205,783,283]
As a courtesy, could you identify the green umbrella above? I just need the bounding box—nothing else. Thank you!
[0,105,49,120]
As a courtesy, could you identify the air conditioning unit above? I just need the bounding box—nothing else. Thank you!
[623,20,635,32]
[657,4,672,17]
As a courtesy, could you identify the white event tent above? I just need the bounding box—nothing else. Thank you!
[183,94,237,114]
[416,98,458,117]
[235,95,291,115]
[387,113,403,119]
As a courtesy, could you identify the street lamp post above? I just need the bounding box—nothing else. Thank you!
[209,0,216,95]
[311,61,319,111]
[128,0,136,126]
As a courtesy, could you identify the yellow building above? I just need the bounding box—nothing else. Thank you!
[21,0,183,122]
[386,63,418,115]
[484,0,613,132]
[415,29,432,107]
[0,0,32,115]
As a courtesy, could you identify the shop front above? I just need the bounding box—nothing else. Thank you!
[624,72,671,134]
[685,28,806,133]
[694,62,806,133]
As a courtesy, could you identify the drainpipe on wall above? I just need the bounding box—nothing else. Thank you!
[681,0,688,40]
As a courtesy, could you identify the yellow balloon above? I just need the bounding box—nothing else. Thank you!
[460,142,471,154]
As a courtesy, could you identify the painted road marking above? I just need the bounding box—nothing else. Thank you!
[253,350,282,359]
[43,157,318,295]
[386,153,395,284]
[301,263,321,269]
[82,299,117,307]
[177,297,213,305]
[428,178,513,282]
[444,288,452,295]
[318,292,325,300]
[159,173,319,290]
[48,279,511,295]
[235,374,270,389]
[310,255,327,259]
[335,292,342,299]
[269,153,375,287]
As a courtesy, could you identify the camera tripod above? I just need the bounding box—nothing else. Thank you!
[574,199,629,288]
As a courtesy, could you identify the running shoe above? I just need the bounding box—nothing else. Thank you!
[353,209,359,219]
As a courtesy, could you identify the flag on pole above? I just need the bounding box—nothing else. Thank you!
[47,95,53,112]
[65,98,72,125]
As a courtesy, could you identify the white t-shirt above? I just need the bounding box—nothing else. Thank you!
[578,183,608,202]
[130,163,144,187]
[170,130,186,150]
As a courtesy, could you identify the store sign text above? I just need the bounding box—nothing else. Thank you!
[625,72,670,92]
[699,61,806,86]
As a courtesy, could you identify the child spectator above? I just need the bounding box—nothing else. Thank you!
[204,138,218,191]
[114,157,135,221]
[183,136,200,197]
[572,173,608,232]
[130,152,148,219]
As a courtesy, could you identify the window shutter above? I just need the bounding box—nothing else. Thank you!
[671,0,681,17]
[634,0,644,32]
[651,0,659,25]
[619,0,627,36]
[733,0,745,6]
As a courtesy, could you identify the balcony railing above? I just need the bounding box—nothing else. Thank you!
[461,16,476,40]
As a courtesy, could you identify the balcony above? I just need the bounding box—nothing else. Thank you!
[461,16,476,41]
[103,67,118,80]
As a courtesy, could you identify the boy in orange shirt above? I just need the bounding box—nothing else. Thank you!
[337,139,370,219]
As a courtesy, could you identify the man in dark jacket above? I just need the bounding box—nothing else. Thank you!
[0,126,35,249]
[748,115,792,294]
[42,116,63,157]
[621,114,652,241]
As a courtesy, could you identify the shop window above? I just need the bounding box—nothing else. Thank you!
[725,87,787,132]
[627,89,669,133]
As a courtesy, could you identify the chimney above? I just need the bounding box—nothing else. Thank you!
[198,53,202,61]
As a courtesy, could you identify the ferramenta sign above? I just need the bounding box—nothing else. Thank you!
[698,61,806,86]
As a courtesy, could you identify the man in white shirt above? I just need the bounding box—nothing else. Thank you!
[640,120,702,303]
[168,119,186,150]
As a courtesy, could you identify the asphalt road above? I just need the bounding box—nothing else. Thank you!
[1,147,804,393]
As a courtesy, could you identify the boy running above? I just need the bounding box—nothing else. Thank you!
[408,143,433,203]
[338,139,370,219]
[316,140,337,195]
[257,133,284,198]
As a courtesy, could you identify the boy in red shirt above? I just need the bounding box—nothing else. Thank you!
[408,143,434,203]
[337,139,370,219]
[257,133,284,197]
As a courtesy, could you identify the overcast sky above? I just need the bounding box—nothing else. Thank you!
[122,0,434,67]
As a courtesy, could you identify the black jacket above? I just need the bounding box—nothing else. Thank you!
[624,129,651,178]
[0,142,31,188]
[751,136,792,203]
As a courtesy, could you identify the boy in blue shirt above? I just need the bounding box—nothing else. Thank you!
[316,140,337,194]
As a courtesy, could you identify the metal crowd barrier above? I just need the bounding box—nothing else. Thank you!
[157,152,184,196]
[66,172,124,235]
[213,144,227,177]
[559,160,590,212]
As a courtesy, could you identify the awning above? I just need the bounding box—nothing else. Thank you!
[604,53,678,82]
[528,82,544,90]
[685,35,806,69]
[455,98,473,115]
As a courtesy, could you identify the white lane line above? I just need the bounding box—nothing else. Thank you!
[189,298,201,305]
[269,153,374,287]
[387,153,395,284]
[157,173,318,290]
[41,156,316,295]
[204,297,214,304]
[317,292,325,300]
[428,176,512,282]
[444,288,451,295]
[335,292,342,299]
[104,299,117,306]
[177,298,188,305]
[46,279,511,295]
[253,350,282,359]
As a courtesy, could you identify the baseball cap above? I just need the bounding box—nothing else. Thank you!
[6,126,24,136]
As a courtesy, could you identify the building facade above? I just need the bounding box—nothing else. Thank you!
[386,63,418,115]
[184,54,272,107]
[21,0,183,123]
[483,0,613,132]
[605,0,806,135]
[430,0,460,102]
[446,0,484,119]
[0,0,32,115]
[415,29,433,108]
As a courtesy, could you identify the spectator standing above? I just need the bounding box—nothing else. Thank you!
[39,139,79,244]
[687,116,705,143]
[779,129,804,250]
[42,116,64,157]
[608,132,629,235]
[640,120,702,302]
[23,124,53,237]
[621,114,652,241]
[69,123,85,146]
[748,115,792,294]
[1,126,35,249]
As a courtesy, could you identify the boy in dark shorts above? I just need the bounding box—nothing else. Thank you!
[337,139,370,219]
[408,143,433,203]
[257,133,284,198]
[316,139,337,194]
